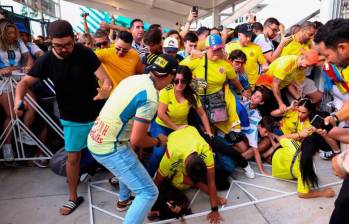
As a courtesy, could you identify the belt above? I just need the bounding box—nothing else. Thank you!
[114,140,129,149]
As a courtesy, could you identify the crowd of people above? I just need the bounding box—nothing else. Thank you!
[1,8,349,224]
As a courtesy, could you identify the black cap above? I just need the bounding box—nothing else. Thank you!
[238,23,254,36]
[197,26,210,35]
[48,20,74,38]
[148,54,178,76]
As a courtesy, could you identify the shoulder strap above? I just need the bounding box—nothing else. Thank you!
[290,140,301,179]
[204,53,208,97]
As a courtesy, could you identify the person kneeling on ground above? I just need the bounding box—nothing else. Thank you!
[154,126,225,224]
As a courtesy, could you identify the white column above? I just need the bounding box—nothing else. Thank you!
[319,0,342,23]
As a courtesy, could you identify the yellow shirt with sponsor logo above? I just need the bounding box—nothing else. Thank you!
[279,109,311,135]
[156,85,202,128]
[95,47,141,89]
[180,56,236,95]
[265,55,301,89]
[225,42,267,86]
[158,126,214,180]
[272,138,310,193]
[280,36,312,82]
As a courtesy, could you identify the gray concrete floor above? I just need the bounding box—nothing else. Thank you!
[0,157,342,224]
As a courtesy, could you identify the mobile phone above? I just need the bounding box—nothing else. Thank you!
[192,6,198,16]
[311,114,333,132]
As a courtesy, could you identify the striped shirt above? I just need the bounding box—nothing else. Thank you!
[87,74,158,155]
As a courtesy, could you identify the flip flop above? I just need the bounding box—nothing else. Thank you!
[61,196,84,215]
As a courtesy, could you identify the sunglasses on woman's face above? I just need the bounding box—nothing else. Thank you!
[173,79,187,85]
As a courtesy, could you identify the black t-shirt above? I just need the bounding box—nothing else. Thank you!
[28,44,104,123]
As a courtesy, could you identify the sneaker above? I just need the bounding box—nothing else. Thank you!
[116,196,135,212]
[18,132,36,146]
[319,150,333,160]
[32,154,49,168]
[2,144,14,161]
[79,173,89,182]
[243,164,255,179]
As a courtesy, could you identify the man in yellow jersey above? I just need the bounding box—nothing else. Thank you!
[280,21,322,103]
[95,31,144,89]
[256,50,319,113]
[154,126,225,224]
[226,23,268,87]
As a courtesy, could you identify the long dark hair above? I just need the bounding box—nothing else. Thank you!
[300,135,319,188]
[298,98,315,118]
[176,65,198,108]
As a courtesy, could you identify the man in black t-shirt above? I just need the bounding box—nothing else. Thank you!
[14,20,112,216]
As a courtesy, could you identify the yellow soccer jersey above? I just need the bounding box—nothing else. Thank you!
[225,42,267,86]
[266,55,301,89]
[280,36,312,57]
[272,138,310,193]
[155,85,202,128]
[279,109,311,135]
[180,56,236,95]
[158,126,214,178]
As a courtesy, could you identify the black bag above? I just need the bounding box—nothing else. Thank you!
[49,148,98,176]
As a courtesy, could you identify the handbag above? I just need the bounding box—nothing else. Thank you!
[202,53,228,123]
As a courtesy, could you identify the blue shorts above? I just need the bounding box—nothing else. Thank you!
[60,119,94,152]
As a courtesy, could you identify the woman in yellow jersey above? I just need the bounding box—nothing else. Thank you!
[271,133,336,198]
[268,98,339,159]
[180,34,247,145]
[148,66,212,177]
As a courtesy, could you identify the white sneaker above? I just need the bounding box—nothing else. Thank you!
[2,144,14,161]
[319,150,333,160]
[243,164,255,179]
[18,132,36,146]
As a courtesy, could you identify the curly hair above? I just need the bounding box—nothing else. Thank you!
[0,20,19,51]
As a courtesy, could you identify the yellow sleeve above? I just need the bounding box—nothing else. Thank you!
[159,87,170,105]
[225,63,237,80]
[195,95,202,108]
[94,48,108,62]
[158,152,175,177]
[200,142,215,169]
[272,60,288,81]
[297,174,311,193]
[256,46,267,65]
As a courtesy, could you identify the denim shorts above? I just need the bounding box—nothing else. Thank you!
[60,119,94,152]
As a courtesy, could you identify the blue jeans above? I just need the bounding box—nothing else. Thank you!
[148,121,173,177]
[92,144,158,224]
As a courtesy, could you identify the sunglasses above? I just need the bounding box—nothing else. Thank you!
[95,41,109,48]
[173,79,187,85]
[115,46,129,53]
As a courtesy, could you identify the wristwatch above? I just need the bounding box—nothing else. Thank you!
[211,206,219,212]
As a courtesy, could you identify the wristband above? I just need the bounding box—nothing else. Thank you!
[155,137,161,147]
[211,206,219,212]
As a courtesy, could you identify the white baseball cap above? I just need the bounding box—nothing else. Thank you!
[163,37,179,53]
